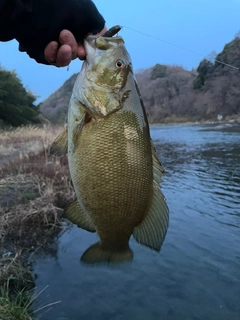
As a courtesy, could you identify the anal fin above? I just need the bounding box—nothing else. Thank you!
[49,126,68,157]
[65,200,96,232]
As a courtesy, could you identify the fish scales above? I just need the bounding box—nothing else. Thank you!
[70,111,153,244]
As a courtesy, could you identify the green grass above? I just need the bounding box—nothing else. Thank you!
[0,285,35,320]
[0,283,61,320]
[21,192,37,202]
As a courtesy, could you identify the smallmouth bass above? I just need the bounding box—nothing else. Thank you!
[50,30,169,264]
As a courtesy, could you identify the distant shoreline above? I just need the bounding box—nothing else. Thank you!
[150,120,240,132]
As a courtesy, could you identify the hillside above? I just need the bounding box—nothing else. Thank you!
[136,65,198,123]
[40,73,77,124]
[40,37,240,124]
[192,38,240,119]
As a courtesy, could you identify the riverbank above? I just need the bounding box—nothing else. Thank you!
[151,118,240,132]
[0,125,73,319]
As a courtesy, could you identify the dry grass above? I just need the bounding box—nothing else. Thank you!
[0,125,74,248]
[0,124,74,318]
[0,252,33,290]
[0,125,61,166]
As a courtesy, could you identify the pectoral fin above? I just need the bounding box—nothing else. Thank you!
[65,200,96,232]
[133,143,169,251]
[49,127,68,157]
[72,113,87,146]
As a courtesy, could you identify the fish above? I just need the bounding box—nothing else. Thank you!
[49,30,169,264]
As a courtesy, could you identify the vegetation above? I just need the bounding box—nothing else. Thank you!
[0,287,34,320]
[0,125,73,319]
[0,257,61,320]
[0,253,35,320]
[151,64,167,80]
[193,59,213,89]
[0,68,41,127]
[193,37,240,118]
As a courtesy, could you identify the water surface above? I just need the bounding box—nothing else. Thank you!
[33,124,240,320]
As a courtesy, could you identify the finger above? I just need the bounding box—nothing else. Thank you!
[55,44,72,67]
[59,29,78,59]
[44,41,59,63]
[77,45,86,60]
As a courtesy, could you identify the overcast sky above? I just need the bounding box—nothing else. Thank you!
[0,0,240,103]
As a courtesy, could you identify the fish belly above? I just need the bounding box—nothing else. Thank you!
[69,111,153,249]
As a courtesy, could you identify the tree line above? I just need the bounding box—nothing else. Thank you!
[0,67,41,127]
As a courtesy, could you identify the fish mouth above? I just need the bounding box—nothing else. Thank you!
[84,34,125,65]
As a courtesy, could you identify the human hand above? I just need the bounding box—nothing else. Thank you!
[44,26,107,67]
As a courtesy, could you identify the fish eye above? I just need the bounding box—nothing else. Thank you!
[115,59,125,70]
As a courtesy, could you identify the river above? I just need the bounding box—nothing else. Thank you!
[32,124,240,320]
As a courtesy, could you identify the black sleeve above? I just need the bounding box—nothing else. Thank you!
[0,0,105,64]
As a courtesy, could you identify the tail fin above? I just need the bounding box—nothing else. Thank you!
[80,242,133,264]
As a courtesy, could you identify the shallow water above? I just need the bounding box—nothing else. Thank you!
[33,124,240,320]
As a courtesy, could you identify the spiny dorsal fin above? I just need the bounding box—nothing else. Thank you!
[133,142,169,251]
[65,200,96,233]
[49,126,68,157]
